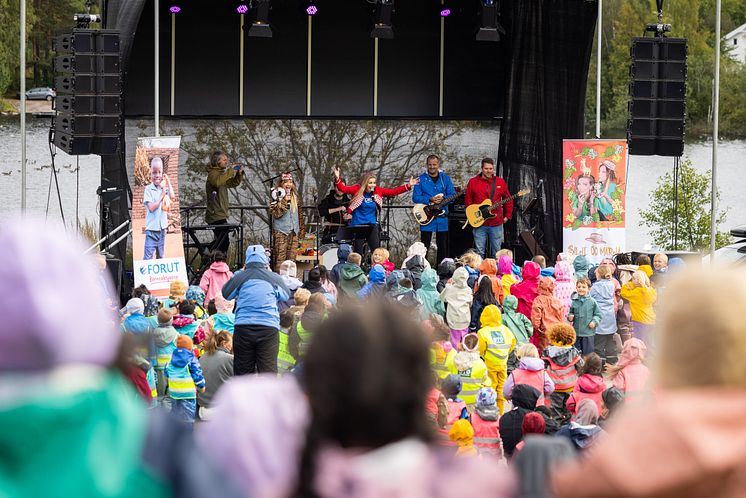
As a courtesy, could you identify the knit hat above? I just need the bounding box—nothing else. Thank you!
[441,374,462,399]
[158,308,174,326]
[123,298,145,316]
[449,419,474,444]
[170,280,187,298]
[521,412,546,435]
[176,335,194,351]
[547,323,576,347]
[215,294,235,313]
[476,387,498,408]
[0,218,119,371]
[300,310,324,332]
[602,387,625,413]
[461,333,479,353]
[186,285,206,305]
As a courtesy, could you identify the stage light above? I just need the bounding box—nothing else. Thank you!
[169,5,181,14]
[476,0,505,42]
[371,0,394,39]
[306,5,318,16]
[237,4,248,14]
[440,9,451,17]
[247,0,272,37]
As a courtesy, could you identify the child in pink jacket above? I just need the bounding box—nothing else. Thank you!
[199,251,233,305]
[553,260,574,318]
[605,338,650,403]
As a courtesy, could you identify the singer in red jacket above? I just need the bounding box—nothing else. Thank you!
[464,158,513,259]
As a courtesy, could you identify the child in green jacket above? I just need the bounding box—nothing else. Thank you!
[568,277,602,356]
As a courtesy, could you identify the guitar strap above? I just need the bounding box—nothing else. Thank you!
[489,175,497,202]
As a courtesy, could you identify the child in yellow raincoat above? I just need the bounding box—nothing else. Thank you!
[446,333,491,407]
[477,304,516,415]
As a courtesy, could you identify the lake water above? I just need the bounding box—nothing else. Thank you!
[1,115,744,252]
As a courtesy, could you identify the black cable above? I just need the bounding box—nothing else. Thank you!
[48,127,66,226]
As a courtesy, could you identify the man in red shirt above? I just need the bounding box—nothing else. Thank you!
[464,158,513,259]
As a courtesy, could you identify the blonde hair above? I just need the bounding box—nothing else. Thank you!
[596,265,612,279]
[347,252,362,265]
[516,343,539,359]
[656,267,746,389]
[308,292,329,309]
[460,251,482,269]
[631,270,651,287]
[294,288,311,306]
[204,330,232,355]
[372,247,389,262]
[496,249,513,260]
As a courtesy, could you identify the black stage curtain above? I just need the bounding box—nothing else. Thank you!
[498,0,597,260]
[101,0,147,297]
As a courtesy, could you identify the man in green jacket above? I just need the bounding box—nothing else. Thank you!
[205,150,244,254]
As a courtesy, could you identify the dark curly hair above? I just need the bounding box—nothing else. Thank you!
[295,299,434,497]
[547,323,576,347]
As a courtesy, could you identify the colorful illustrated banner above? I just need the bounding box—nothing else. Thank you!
[132,136,188,297]
[562,139,627,263]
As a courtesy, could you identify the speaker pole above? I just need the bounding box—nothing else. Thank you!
[595,0,601,138]
[709,0,721,261]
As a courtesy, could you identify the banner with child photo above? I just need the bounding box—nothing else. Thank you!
[132,136,189,297]
[562,139,627,264]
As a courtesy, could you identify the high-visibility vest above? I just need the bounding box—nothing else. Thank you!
[277,328,297,374]
[430,346,456,380]
[166,363,196,400]
[545,357,579,392]
[511,368,547,406]
[448,362,491,405]
[478,326,515,369]
[438,399,467,445]
[568,390,604,415]
[472,413,501,458]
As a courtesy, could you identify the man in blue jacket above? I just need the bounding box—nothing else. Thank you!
[412,155,457,264]
[222,245,290,375]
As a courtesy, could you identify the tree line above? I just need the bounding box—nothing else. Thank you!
[585,0,746,139]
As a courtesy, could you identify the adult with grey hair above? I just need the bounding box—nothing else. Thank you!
[206,150,245,254]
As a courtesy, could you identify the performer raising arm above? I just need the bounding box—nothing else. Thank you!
[333,166,419,257]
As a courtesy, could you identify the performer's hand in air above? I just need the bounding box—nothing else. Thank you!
[333,166,340,181]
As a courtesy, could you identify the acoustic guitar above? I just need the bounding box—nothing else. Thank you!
[411,191,464,226]
[463,188,531,228]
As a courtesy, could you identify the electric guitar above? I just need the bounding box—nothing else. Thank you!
[463,188,531,228]
[412,191,464,226]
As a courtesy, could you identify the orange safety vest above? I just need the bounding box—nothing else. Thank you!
[471,413,501,458]
[511,368,546,406]
[545,357,579,392]
[568,390,604,415]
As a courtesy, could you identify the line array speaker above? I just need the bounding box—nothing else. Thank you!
[627,37,687,157]
[52,28,122,156]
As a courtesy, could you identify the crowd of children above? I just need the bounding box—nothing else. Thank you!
[12,213,715,498]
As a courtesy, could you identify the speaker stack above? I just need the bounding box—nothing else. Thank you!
[627,37,687,156]
[52,29,122,155]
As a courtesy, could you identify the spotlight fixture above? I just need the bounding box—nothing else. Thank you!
[236,4,249,14]
[169,6,181,14]
[440,9,451,17]
[371,0,394,39]
[306,5,318,16]
[247,0,272,38]
[476,0,505,42]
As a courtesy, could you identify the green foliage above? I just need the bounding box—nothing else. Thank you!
[0,0,89,96]
[587,0,746,138]
[639,159,731,251]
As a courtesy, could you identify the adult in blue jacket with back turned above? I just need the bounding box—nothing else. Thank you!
[222,245,290,375]
[412,154,457,264]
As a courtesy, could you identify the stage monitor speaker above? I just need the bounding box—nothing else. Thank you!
[627,37,687,157]
[448,217,473,259]
[105,256,123,300]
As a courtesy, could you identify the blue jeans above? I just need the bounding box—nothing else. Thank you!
[170,398,197,424]
[144,229,166,259]
[472,225,504,259]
